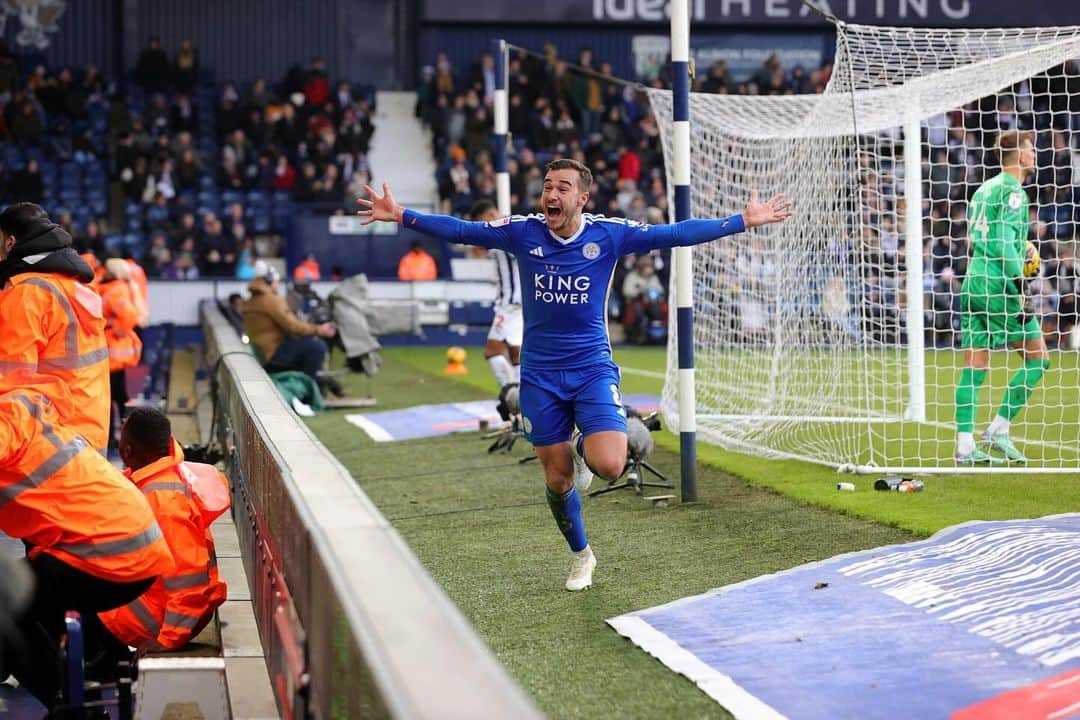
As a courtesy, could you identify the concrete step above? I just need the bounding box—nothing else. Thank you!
[369,90,437,209]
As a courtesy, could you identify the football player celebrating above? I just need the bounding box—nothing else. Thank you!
[359,159,791,590]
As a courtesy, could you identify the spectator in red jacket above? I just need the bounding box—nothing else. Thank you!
[273,155,296,191]
[617,145,641,184]
[304,57,330,107]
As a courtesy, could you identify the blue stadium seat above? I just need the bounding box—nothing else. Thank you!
[197,190,220,206]
[145,205,170,225]
[83,162,107,183]
[104,233,125,256]
[58,188,82,205]
[124,233,145,258]
[251,212,272,234]
[2,144,23,169]
[221,190,244,207]
[126,215,143,233]
[271,191,292,207]
[89,195,108,216]
[73,208,92,230]
[198,175,216,191]
[246,190,270,208]
[24,146,44,164]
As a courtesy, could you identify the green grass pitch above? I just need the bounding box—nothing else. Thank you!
[304,346,1078,719]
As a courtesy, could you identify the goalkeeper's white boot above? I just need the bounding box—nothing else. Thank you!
[570,430,593,493]
[566,546,596,591]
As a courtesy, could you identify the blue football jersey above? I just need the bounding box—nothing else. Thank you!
[402,210,745,370]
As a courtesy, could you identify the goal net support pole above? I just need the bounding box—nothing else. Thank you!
[903,102,927,424]
[493,38,511,217]
[671,0,698,502]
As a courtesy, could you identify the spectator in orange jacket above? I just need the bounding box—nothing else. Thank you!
[80,252,104,285]
[397,240,438,281]
[0,372,174,709]
[100,259,145,450]
[87,407,229,668]
[125,256,150,328]
[293,253,321,282]
[0,203,111,451]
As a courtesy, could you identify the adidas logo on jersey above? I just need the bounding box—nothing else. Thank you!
[529,247,544,257]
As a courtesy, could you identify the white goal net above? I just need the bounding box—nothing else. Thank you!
[650,23,1080,473]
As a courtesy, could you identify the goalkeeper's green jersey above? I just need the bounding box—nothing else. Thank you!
[961,171,1028,301]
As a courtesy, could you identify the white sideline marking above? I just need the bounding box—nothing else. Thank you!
[628,363,1075,459]
[344,414,395,442]
[608,616,788,720]
[620,365,666,380]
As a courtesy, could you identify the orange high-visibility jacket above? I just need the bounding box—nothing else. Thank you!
[292,258,321,282]
[0,374,174,583]
[126,259,149,328]
[397,249,438,281]
[98,278,143,372]
[0,272,110,451]
[99,440,228,649]
[79,253,104,286]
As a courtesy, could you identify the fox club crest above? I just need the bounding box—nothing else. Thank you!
[583,242,600,260]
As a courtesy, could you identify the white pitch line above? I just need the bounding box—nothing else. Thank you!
[631,365,1077,457]
[620,365,667,380]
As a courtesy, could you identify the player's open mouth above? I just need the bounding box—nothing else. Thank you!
[547,206,561,220]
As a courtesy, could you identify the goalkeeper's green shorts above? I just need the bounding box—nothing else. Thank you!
[961,295,1042,349]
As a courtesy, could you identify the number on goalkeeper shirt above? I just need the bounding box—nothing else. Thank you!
[970,200,990,238]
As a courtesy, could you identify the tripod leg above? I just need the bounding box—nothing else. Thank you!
[640,460,673,486]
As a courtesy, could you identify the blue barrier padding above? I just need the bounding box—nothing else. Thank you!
[609,514,1080,720]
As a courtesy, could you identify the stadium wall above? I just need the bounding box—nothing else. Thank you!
[200,300,542,719]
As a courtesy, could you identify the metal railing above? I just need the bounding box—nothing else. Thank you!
[200,300,542,719]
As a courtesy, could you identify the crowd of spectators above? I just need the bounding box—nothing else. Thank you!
[416,45,1079,348]
[0,37,376,280]
[2,35,1078,348]
[415,46,834,343]
[113,40,377,279]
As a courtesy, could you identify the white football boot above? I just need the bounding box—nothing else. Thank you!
[566,546,596,591]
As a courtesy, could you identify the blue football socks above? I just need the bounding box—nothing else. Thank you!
[545,485,588,552]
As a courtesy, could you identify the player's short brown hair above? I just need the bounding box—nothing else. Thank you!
[545,158,593,192]
[996,129,1034,162]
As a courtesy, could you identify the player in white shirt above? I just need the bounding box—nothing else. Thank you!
[470,201,522,410]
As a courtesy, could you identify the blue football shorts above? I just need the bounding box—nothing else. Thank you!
[519,360,628,447]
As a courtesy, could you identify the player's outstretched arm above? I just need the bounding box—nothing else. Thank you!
[357,182,511,249]
[620,191,792,254]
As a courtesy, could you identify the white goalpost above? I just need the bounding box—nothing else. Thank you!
[650,23,1080,473]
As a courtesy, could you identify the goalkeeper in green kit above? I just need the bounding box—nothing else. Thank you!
[955,129,1049,465]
